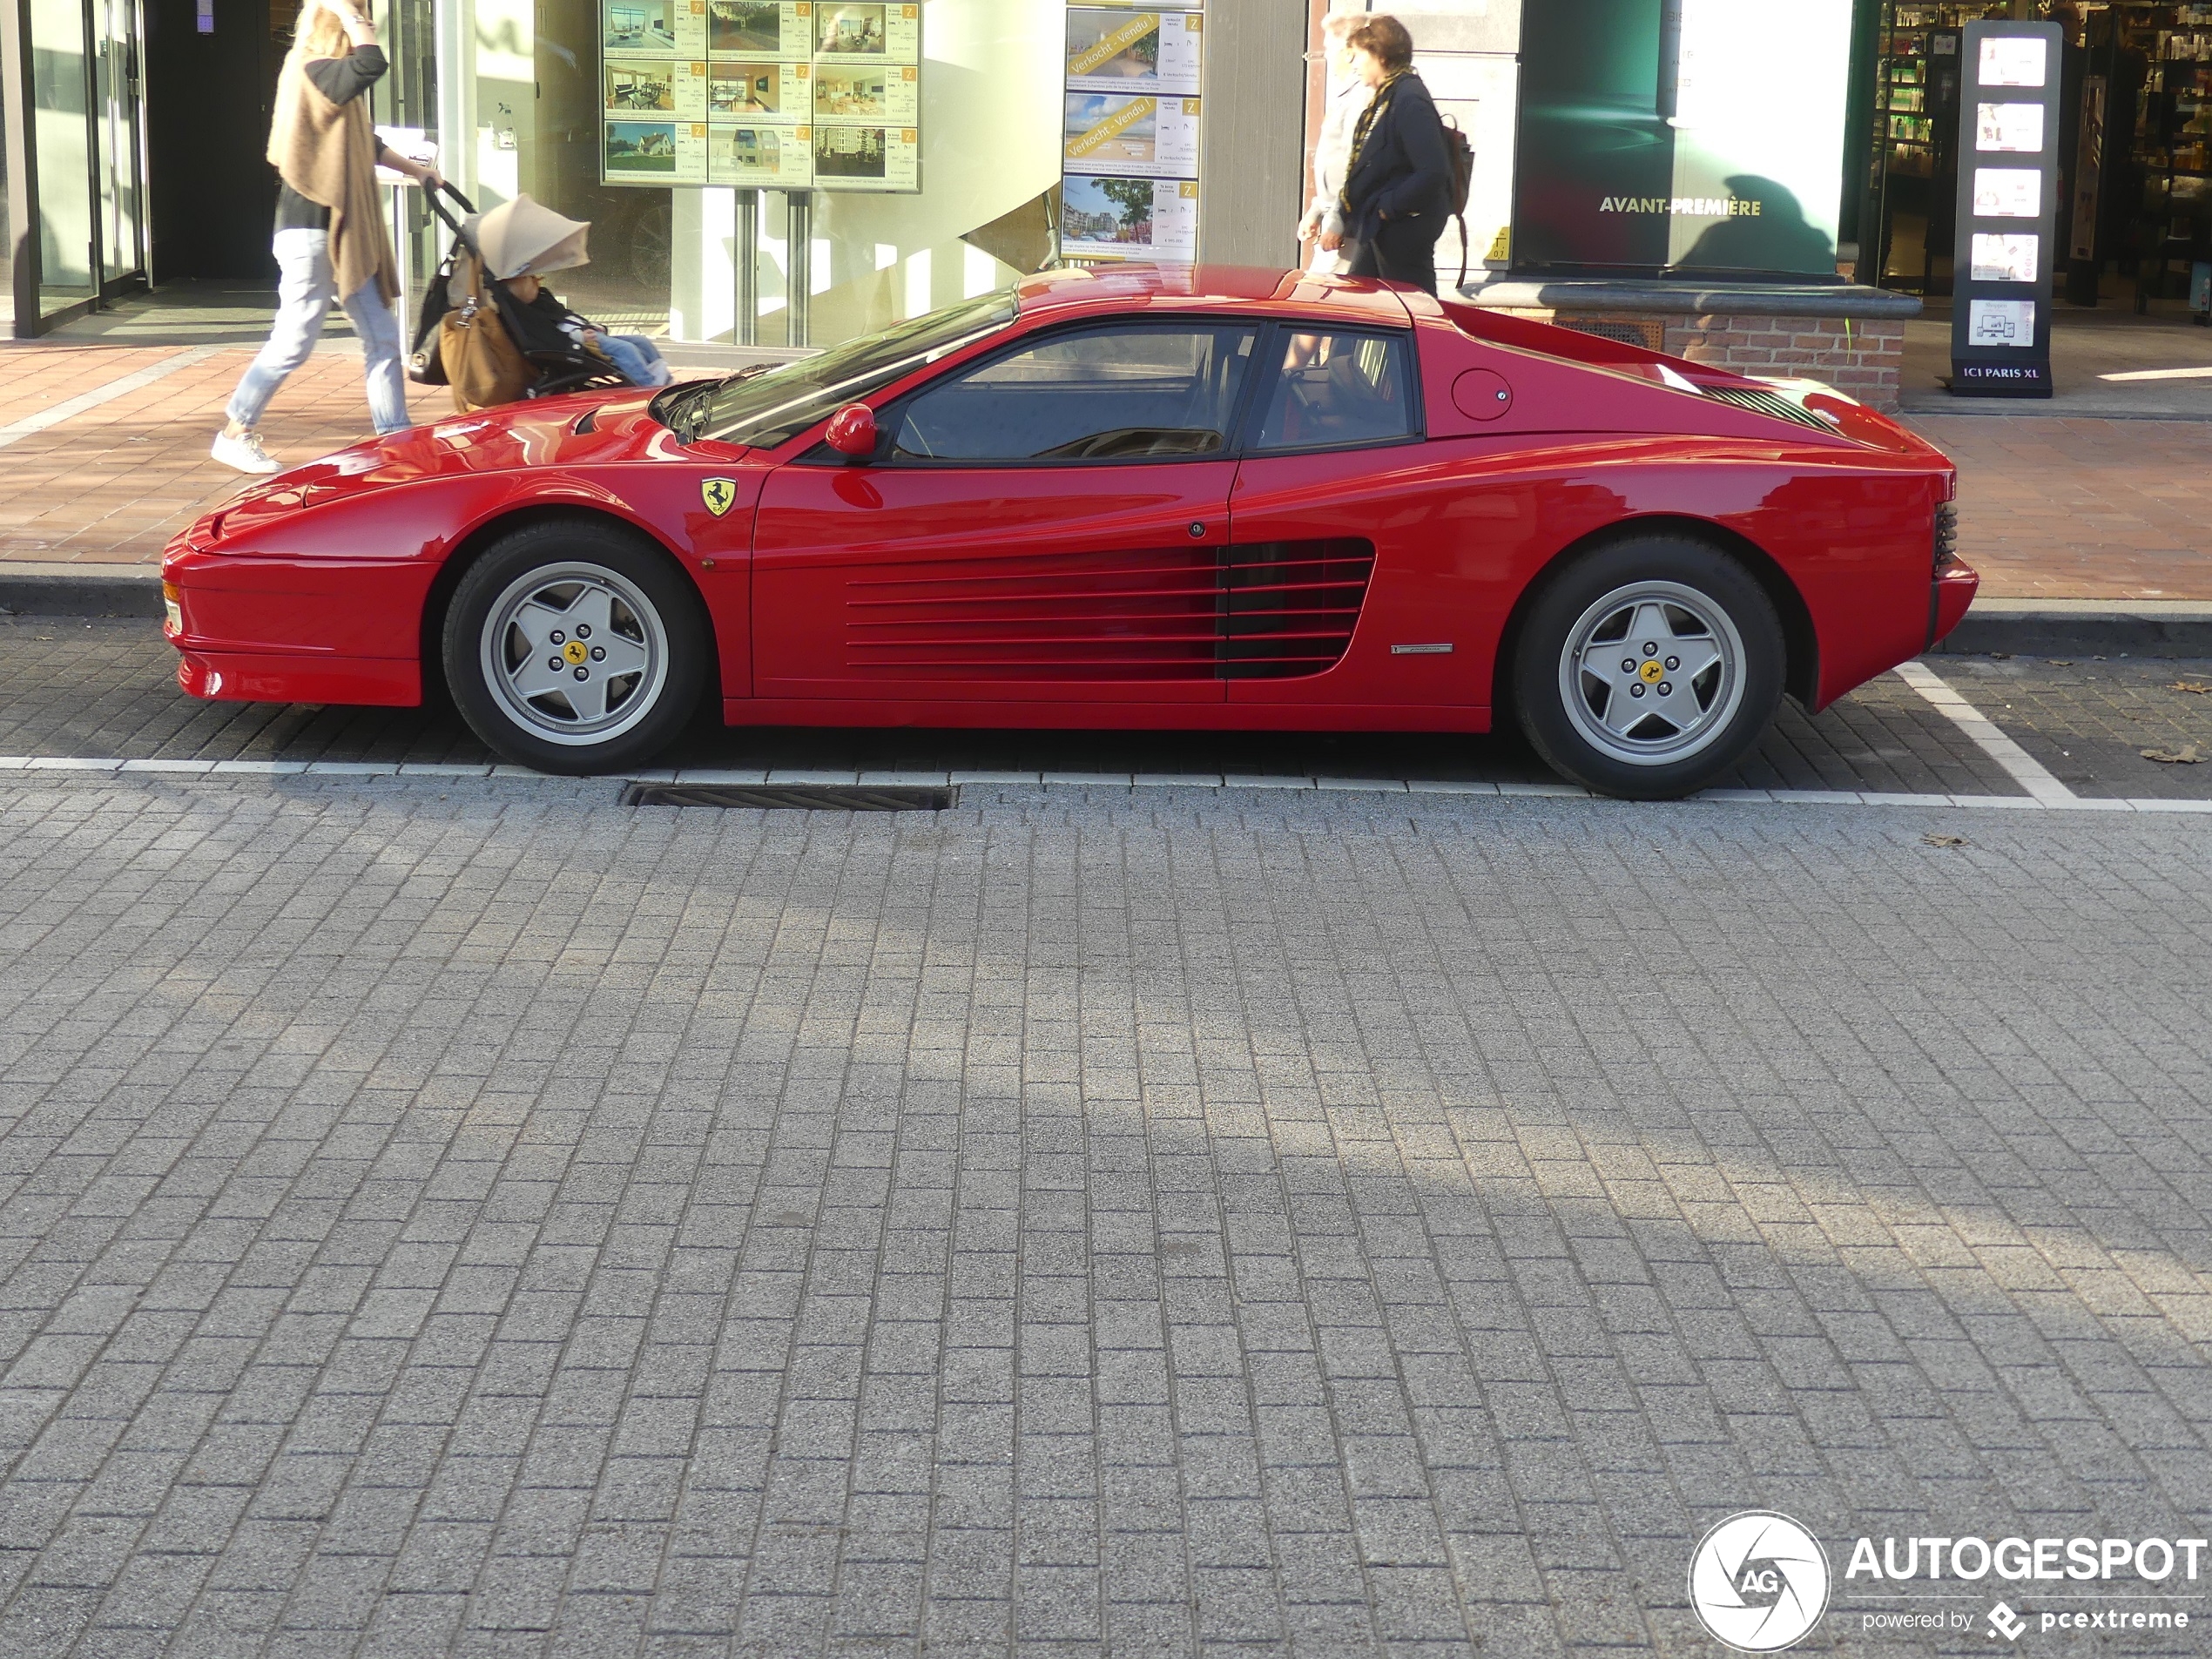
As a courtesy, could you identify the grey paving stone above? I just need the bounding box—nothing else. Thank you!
[1,770,2210,1656]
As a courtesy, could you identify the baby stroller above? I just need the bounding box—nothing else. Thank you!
[408,182,632,409]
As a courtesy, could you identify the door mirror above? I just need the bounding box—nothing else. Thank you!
[823,402,879,459]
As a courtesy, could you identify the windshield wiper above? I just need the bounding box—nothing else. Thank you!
[649,381,713,442]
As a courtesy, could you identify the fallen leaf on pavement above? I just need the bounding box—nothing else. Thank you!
[2140,745,2202,764]
[1922,833,1968,847]
[2173,680,2210,695]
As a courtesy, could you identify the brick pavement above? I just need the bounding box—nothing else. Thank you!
[1900,415,2212,603]
[0,777,2209,1656]
[0,346,448,567]
[2,344,2209,601]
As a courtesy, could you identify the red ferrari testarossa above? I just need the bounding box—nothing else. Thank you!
[163,266,1974,799]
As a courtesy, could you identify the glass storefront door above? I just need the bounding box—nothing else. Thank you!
[7,0,146,333]
[92,0,144,288]
[30,0,98,314]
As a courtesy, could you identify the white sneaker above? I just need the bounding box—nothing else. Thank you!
[211,428,281,475]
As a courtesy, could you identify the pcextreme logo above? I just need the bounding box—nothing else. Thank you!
[1688,1512,1831,1652]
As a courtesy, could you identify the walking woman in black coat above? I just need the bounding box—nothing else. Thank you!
[1330,15,1452,294]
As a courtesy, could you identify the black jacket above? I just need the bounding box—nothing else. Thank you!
[1339,71,1452,243]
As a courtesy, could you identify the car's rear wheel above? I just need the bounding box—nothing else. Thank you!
[443,521,706,774]
[1513,537,1785,799]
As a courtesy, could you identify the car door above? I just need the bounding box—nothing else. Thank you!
[1226,321,1492,711]
[751,319,1257,706]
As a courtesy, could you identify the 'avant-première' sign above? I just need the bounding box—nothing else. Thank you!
[1949,22,2062,397]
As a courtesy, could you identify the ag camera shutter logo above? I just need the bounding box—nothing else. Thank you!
[1688,1512,1832,1652]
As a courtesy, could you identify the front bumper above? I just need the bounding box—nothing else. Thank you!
[163,542,433,708]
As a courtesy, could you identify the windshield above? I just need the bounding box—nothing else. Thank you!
[675,289,1021,449]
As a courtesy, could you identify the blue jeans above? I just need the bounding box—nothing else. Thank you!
[226,228,410,436]
[593,332,671,388]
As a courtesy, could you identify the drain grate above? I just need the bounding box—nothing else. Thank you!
[623,782,958,811]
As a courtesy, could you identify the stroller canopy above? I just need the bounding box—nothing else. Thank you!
[469,194,591,280]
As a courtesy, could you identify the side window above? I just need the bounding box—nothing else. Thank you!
[1250,330,1415,453]
[892,324,1256,462]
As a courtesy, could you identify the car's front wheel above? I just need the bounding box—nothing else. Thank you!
[443,521,707,774]
[1513,537,1785,799]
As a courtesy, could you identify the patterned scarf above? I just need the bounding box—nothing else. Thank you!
[1339,69,1409,212]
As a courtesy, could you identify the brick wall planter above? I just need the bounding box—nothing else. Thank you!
[1457,279,1922,413]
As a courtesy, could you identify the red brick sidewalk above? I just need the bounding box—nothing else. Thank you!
[1900,414,2212,601]
[1,343,2206,599]
[0,345,448,567]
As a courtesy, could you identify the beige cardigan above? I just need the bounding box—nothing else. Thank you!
[266,15,399,305]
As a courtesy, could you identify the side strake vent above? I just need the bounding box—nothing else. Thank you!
[1934,502,1959,570]
[846,538,1375,682]
[1698,383,1838,434]
[1220,539,1375,679]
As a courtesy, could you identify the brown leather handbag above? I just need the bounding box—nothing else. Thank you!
[439,257,533,411]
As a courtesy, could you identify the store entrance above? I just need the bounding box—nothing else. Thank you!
[144,0,280,280]
[1864,0,2210,317]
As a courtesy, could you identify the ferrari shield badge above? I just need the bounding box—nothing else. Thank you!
[701,478,738,517]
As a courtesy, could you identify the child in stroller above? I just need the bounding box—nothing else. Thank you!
[412,189,672,406]
[499,270,672,389]
[469,195,671,389]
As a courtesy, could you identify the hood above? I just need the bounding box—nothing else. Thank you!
[182,388,694,550]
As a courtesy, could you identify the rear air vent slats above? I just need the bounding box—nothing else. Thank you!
[1697,384,1838,434]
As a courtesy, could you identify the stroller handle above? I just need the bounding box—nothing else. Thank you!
[421,179,480,245]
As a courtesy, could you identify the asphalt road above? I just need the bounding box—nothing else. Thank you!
[2,624,2210,1658]
[6,618,2212,804]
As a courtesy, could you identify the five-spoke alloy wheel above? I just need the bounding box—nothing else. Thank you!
[444,521,708,773]
[1514,537,1784,799]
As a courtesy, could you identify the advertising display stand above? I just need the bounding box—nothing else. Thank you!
[1059,3,1204,265]
[1949,21,2062,397]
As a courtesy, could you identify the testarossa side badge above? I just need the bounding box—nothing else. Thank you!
[701,478,738,516]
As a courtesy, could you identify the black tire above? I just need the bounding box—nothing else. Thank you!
[1512,536,1785,800]
[442,519,708,774]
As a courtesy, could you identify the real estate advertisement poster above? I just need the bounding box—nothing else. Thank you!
[705,0,811,60]
[813,62,918,125]
[708,121,813,185]
[1062,94,1200,179]
[1058,175,1198,261]
[1510,0,1852,275]
[603,118,709,184]
[605,57,710,120]
[813,2,919,60]
[603,0,705,57]
[812,124,919,191]
[708,59,804,118]
[1064,10,1203,97]
[604,0,919,188]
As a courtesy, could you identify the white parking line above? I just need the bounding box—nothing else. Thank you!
[1891,660,2081,805]
[0,347,220,451]
[2,755,2208,812]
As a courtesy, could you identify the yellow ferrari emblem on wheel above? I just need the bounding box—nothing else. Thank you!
[701,478,737,517]
[1640,659,1665,683]
[563,639,589,664]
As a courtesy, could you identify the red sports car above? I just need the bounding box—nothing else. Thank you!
[162,266,1975,799]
